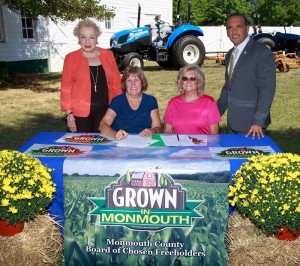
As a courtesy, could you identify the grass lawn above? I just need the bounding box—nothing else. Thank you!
[0,60,299,154]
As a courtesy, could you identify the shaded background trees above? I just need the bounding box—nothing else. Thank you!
[174,0,300,27]
[1,0,115,22]
[1,0,299,26]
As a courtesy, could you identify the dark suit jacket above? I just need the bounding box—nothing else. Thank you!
[217,38,276,132]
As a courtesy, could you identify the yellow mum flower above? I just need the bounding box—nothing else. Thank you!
[1,199,10,206]
[254,210,260,216]
[8,207,18,214]
[242,201,249,207]
[239,193,247,199]
[2,178,11,186]
[283,204,290,210]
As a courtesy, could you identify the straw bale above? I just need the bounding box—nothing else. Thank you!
[1,211,299,265]
[0,214,63,266]
[227,211,300,266]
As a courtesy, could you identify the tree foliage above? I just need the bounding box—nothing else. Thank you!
[2,0,300,26]
[1,0,115,22]
[256,0,300,26]
[174,0,252,26]
[172,0,300,26]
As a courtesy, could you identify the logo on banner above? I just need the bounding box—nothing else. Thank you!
[63,134,112,144]
[88,170,203,230]
[217,147,269,158]
[31,145,84,156]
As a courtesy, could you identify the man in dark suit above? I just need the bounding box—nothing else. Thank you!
[217,13,276,139]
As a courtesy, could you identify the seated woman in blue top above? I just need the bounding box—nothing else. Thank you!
[99,65,162,140]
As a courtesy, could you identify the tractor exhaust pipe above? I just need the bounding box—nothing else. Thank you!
[187,0,191,24]
[176,0,181,26]
[137,4,141,27]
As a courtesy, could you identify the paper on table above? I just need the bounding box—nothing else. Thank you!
[160,134,207,146]
[116,134,159,148]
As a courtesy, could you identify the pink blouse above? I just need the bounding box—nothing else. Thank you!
[163,94,222,134]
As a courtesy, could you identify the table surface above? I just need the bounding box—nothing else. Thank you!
[19,132,282,178]
[19,132,283,265]
[19,132,282,221]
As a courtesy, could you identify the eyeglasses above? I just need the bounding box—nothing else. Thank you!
[182,76,197,82]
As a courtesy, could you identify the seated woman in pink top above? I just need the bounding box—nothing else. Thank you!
[163,64,221,134]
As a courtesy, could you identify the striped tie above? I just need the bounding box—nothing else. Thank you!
[228,47,238,79]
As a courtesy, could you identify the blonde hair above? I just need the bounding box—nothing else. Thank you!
[176,64,205,95]
[73,18,102,37]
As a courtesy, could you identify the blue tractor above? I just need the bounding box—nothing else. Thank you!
[109,0,205,70]
[252,31,300,57]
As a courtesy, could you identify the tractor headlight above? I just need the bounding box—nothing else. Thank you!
[110,39,117,48]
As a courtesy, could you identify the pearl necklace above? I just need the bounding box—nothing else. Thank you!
[89,65,99,92]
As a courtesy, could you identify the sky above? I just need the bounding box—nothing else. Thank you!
[63,155,230,176]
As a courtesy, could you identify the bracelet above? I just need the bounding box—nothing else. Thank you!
[65,112,73,118]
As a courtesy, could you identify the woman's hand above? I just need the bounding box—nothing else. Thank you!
[115,130,128,140]
[67,114,77,132]
[139,128,159,138]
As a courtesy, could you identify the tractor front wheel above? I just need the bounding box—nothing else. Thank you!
[123,52,144,69]
[172,35,205,68]
[257,37,275,50]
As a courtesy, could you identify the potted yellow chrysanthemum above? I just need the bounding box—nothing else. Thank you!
[0,149,56,236]
[228,153,300,240]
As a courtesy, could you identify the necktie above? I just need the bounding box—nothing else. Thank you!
[228,47,238,79]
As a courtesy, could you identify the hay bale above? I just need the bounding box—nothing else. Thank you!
[2,211,299,265]
[0,214,63,266]
[227,211,300,265]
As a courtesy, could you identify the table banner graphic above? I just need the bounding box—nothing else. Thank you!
[63,157,230,266]
[23,144,92,157]
[55,133,217,148]
[209,146,276,159]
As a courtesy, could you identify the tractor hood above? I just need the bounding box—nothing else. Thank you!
[275,32,300,41]
[110,26,150,48]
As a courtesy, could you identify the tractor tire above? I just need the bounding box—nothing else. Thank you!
[257,37,275,50]
[277,63,284,72]
[171,35,205,68]
[285,64,290,72]
[123,52,144,69]
[277,63,290,73]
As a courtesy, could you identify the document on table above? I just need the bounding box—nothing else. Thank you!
[160,134,207,146]
[116,134,159,148]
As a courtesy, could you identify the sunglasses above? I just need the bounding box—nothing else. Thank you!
[182,76,197,82]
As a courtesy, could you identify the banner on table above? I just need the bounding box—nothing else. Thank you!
[63,157,230,266]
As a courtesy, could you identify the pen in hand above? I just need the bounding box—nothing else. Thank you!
[115,128,128,140]
[122,126,128,138]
